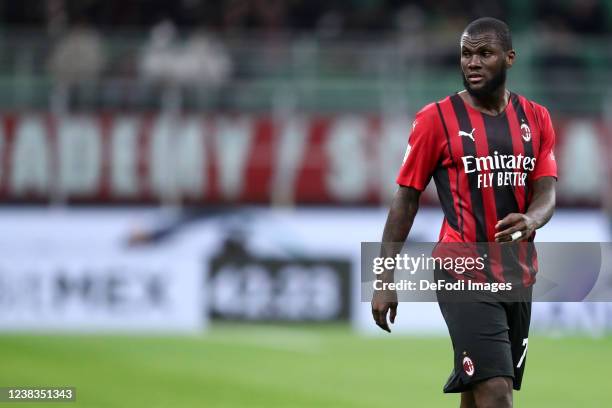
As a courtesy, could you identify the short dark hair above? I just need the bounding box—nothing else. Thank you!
[463,17,512,51]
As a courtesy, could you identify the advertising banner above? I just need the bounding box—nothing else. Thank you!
[0,209,205,332]
[0,113,604,205]
[0,253,203,332]
[0,207,608,334]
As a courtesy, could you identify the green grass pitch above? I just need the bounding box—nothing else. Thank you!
[0,324,609,407]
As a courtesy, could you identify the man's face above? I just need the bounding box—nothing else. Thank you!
[460,32,514,97]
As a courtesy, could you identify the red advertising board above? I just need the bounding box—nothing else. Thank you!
[0,113,606,205]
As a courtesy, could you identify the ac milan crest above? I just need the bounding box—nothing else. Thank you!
[462,356,475,376]
[520,121,531,142]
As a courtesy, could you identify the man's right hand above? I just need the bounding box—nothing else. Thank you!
[371,289,398,333]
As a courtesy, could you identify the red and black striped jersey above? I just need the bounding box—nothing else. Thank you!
[397,92,557,243]
[397,93,557,286]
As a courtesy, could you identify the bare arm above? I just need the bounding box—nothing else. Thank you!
[371,186,421,332]
[495,176,556,242]
[382,186,421,243]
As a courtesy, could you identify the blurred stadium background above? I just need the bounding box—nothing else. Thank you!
[0,1,611,407]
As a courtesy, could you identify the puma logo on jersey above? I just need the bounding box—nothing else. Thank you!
[458,128,475,142]
[403,143,412,163]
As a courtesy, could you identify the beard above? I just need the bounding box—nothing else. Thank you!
[463,66,507,98]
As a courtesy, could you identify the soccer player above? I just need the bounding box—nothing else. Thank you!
[371,18,557,408]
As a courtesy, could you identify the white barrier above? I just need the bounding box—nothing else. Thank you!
[0,210,205,333]
[0,254,203,332]
[0,207,608,334]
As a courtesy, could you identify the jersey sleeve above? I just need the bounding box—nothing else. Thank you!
[396,104,445,191]
[531,106,558,181]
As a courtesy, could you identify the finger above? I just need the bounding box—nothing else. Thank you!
[494,223,525,240]
[377,320,391,332]
[371,308,379,323]
[498,229,530,244]
[514,230,533,242]
[498,236,521,245]
[495,213,522,230]
[495,232,514,243]
[496,233,521,243]
[389,304,397,324]
[374,308,391,332]
[515,234,528,243]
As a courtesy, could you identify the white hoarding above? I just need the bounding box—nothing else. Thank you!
[0,254,203,332]
[0,207,608,335]
[0,210,205,333]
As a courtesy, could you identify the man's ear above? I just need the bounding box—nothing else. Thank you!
[506,49,516,68]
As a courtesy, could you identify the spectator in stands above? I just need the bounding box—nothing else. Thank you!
[139,20,180,85]
[177,30,232,87]
[140,21,232,87]
[47,18,106,109]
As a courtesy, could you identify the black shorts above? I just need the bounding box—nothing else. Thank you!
[438,291,532,393]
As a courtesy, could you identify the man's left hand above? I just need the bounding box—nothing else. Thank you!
[494,213,537,242]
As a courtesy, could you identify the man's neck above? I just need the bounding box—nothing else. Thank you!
[460,87,509,116]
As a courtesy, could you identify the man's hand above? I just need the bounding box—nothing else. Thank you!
[371,289,398,333]
[494,213,537,242]
[495,177,556,243]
